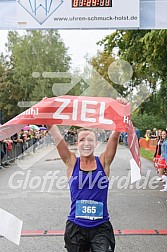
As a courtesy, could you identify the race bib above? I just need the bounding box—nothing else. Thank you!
[75,200,103,220]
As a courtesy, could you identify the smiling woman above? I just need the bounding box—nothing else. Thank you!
[47,122,122,251]
[47,95,128,252]
[77,129,97,157]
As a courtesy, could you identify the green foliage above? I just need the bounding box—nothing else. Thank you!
[97,30,167,128]
[140,148,154,162]
[0,30,71,122]
[131,112,166,132]
[89,51,126,98]
[7,30,71,100]
[0,61,24,122]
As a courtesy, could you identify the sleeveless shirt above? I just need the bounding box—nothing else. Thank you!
[68,156,109,228]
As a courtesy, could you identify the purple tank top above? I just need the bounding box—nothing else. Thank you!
[68,156,109,228]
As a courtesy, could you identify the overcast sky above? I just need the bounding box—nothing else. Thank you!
[0,29,113,70]
[60,30,113,70]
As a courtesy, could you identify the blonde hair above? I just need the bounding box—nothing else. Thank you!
[77,128,97,140]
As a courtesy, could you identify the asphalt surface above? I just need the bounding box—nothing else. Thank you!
[0,143,167,252]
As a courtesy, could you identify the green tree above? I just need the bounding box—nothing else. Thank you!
[6,30,71,101]
[0,30,71,122]
[0,54,25,122]
[98,30,167,128]
[87,51,125,98]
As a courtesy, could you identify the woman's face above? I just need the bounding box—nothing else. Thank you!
[77,131,97,157]
[158,130,162,137]
[162,131,167,139]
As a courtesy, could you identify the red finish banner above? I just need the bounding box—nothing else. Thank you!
[0,96,141,178]
[0,96,131,139]
[127,120,141,170]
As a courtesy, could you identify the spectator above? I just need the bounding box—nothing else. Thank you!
[144,129,151,141]
[0,141,5,166]
[153,130,163,173]
[156,130,167,191]
[160,130,167,191]
[135,128,140,142]
[122,132,128,146]
[150,128,158,139]
[157,129,162,140]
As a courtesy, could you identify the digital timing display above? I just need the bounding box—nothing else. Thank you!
[72,0,112,8]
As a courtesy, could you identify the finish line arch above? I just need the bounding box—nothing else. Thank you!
[0,0,167,30]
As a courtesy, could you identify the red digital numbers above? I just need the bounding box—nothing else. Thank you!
[105,0,111,7]
[92,0,97,6]
[86,0,91,6]
[79,0,84,6]
[72,0,111,7]
[73,0,79,7]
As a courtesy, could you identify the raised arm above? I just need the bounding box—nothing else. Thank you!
[100,131,120,176]
[100,97,128,176]
[47,125,76,170]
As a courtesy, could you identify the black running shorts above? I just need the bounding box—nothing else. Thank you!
[64,220,115,252]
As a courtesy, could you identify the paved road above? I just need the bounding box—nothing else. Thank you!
[0,143,167,252]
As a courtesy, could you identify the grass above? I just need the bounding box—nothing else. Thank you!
[139,148,154,162]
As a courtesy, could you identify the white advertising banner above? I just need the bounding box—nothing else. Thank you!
[17,0,140,29]
[155,1,167,28]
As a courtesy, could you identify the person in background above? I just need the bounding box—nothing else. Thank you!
[153,130,163,176]
[144,129,151,149]
[145,129,151,141]
[135,128,140,143]
[122,132,128,146]
[150,128,158,139]
[0,141,5,167]
[157,129,162,140]
[159,130,167,191]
